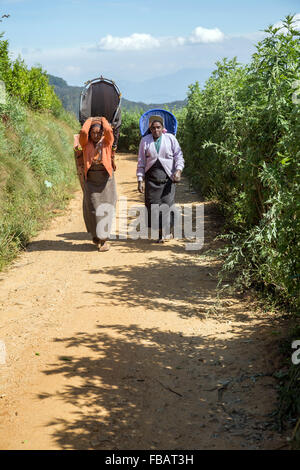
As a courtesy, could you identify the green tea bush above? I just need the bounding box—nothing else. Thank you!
[118,109,142,152]
[0,32,64,115]
[181,15,300,310]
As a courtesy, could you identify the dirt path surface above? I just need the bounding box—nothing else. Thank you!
[0,154,288,450]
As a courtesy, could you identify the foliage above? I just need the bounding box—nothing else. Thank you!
[172,106,187,148]
[0,95,78,270]
[0,32,12,85]
[0,33,66,117]
[180,15,300,311]
[118,109,142,152]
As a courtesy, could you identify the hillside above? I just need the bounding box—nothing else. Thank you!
[47,74,187,117]
[47,75,83,117]
[0,95,79,270]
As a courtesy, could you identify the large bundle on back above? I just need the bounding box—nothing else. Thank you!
[73,76,121,189]
[79,76,122,150]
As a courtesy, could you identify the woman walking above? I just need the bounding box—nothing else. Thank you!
[137,115,184,242]
[78,116,117,252]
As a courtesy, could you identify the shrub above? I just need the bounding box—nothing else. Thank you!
[118,109,142,152]
[0,96,78,270]
[181,15,300,310]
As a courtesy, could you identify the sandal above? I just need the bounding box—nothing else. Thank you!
[98,240,110,252]
[163,233,174,243]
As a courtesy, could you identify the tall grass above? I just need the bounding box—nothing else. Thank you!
[0,95,79,269]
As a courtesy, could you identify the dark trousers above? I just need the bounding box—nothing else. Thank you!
[145,160,175,235]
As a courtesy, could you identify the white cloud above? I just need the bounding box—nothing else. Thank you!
[98,33,160,51]
[233,31,266,42]
[1,0,25,4]
[96,26,226,51]
[64,65,81,74]
[13,46,86,60]
[227,14,300,43]
[188,26,225,44]
[273,13,300,32]
[165,36,187,47]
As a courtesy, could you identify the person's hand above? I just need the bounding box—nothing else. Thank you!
[172,170,182,183]
[74,148,83,158]
[138,181,144,193]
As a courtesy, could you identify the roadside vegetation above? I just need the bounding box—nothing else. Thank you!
[180,15,300,444]
[0,30,79,270]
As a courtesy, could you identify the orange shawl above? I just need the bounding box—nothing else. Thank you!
[79,117,114,179]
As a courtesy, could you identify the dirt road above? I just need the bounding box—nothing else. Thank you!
[0,154,288,450]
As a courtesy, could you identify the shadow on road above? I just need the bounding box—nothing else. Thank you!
[39,321,283,450]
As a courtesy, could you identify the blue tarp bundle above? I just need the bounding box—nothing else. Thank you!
[139,108,178,137]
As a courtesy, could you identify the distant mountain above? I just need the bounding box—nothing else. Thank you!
[121,97,187,113]
[47,75,82,116]
[47,74,187,118]
[117,68,212,103]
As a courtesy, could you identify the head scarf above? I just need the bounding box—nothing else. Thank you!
[90,123,103,131]
[148,115,164,128]
[89,121,103,140]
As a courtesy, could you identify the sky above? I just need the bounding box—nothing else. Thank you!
[0,0,299,102]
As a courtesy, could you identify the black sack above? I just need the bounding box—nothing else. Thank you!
[79,77,122,149]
